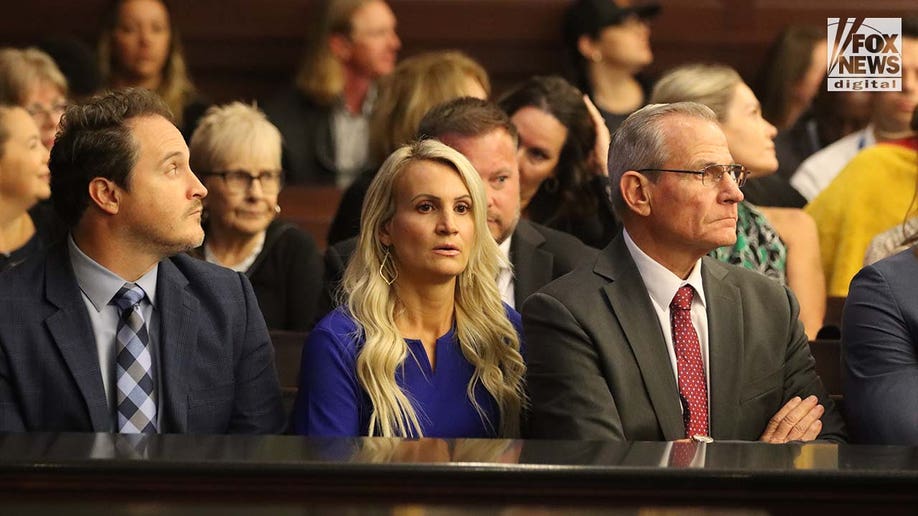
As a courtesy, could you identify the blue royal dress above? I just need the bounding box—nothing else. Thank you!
[292,304,523,438]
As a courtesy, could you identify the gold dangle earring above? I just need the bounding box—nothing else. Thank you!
[379,246,398,286]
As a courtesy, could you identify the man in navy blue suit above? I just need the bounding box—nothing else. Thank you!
[0,89,285,434]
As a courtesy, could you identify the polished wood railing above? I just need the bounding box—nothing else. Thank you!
[0,434,916,512]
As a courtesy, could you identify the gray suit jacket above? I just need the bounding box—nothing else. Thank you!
[509,220,596,308]
[522,236,846,442]
[0,244,286,434]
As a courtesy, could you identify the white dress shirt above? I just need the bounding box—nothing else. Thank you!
[496,235,515,308]
[622,229,711,408]
[790,125,875,200]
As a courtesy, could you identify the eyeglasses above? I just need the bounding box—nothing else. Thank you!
[26,101,68,121]
[202,170,285,194]
[636,164,748,188]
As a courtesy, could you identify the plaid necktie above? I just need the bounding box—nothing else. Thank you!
[111,283,157,434]
[670,285,708,438]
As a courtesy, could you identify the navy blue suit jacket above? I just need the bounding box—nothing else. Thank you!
[0,244,286,434]
[844,247,918,445]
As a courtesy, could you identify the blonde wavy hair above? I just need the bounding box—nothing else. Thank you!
[343,139,525,438]
[369,50,490,163]
[356,437,517,464]
[97,0,197,127]
[294,0,374,106]
[650,63,743,122]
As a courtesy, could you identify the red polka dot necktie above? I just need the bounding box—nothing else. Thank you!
[668,440,699,468]
[670,285,708,438]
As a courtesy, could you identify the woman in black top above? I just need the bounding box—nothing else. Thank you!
[498,76,619,248]
[189,102,322,331]
[562,0,659,132]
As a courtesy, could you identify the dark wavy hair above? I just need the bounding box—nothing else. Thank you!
[754,25,824,130]
[50,88,173,227]
[497,75,597,224]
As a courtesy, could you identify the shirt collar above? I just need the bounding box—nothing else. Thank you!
[68,234,159,312]
[498,234,512,269]
[334,83,377,117]
[622,229,706,311]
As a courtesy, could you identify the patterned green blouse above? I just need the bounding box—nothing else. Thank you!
[709,201,787,285]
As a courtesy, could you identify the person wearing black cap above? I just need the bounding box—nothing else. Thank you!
[563,0,660,132]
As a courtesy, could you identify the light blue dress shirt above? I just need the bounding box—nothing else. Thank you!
[67,235,161,428]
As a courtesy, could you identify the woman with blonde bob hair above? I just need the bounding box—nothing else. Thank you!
[293,139,526,438]
[188,102,323,331]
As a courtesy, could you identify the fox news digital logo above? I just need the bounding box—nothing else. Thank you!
[827,17,902,91]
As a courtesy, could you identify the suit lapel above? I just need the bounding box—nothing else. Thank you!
[598,239,685,441]
[510,221,553,307]
[701,258,743,439]
[156,259,199,434]
[44,247,112,432]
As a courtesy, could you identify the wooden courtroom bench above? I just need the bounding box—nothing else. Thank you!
[270,330,308,414]
[809,339,845,419]
[278,185,343,251]
[4,434,918,511]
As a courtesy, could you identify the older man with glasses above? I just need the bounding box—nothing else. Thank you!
[522,102,846,445]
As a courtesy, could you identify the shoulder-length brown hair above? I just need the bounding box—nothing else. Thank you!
[97,0,196,126]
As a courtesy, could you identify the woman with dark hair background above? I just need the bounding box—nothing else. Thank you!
[562,0,659,132]
[755,25,827,132]
[498,75,618,248]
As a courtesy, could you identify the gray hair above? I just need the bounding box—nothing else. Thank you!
[189,102,282,175]
[608,102,718,217]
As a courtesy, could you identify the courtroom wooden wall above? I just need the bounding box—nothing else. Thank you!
[2,1,915,104]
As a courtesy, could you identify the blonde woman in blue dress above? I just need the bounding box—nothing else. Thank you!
[293,139,526,438]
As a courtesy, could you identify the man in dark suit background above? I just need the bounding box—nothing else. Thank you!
[319,97,594,316]
[523,101,846,443]
[0,89,285,434]
[263,0,401,187]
